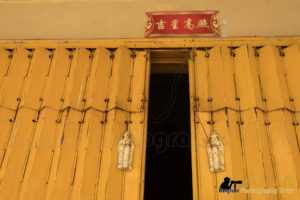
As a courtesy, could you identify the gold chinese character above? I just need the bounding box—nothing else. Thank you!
[156,19,167,30]
[171,19,179,30]
[184,18,195,30]
[197,19,209,28]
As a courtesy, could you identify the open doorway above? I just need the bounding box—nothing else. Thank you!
[144,50,193,200]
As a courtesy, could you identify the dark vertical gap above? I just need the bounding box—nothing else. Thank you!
[144,72,193,200]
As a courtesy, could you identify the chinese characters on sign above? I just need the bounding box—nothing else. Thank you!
[145,11,221,37]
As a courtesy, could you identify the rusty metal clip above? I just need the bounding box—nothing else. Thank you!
[100,120,107,124]
[254,49,259,57]
[279,51,285,57]
[292,121,299,126]
[131,52,137,58]
[205,51,210,58]
[236,121,244,125]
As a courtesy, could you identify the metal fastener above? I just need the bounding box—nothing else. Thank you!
[236,121,244,125]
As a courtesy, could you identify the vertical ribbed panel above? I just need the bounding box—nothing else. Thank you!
[123,112,147,200]
[283,45,300,111]
[18,108,60,199]
[0,108,37,199]
[129,51,148,112]
[62,48,92,110]
[220,46,238,110]
[193,50,209,111]
[70,109,105,199]
[266,111,299,199]
[0,49,11,90]
[190,44,300,200]
[0,48,31,110]
[0,107,15,167]
[240,109,268,200]
[212,109,234,200]
[0,39,299,200]
[49,109,82,199]
[97,109,129,200]
[0,45,150,200]
[206,46,226,110]
[226,109,248,200]
[42,47,72,110]
[84,47,112,111]
[107,46,133,111]
[258,45,291,111]
[234,45,264,110]
[20,48,52,110]
[194,112,216,200]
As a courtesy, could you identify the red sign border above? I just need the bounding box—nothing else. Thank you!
[144,10,221,38]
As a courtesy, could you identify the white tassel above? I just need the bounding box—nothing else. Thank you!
[117,131,134,170]
[207,131,225,172]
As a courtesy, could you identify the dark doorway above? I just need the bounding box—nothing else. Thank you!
[144,65,193,200]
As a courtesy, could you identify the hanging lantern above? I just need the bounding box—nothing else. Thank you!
[207,131,225,172]
[117,131,134,170]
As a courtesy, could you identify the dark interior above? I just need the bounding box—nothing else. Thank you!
[144,71,193,200]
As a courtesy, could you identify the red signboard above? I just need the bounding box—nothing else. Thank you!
[144,10,221,38]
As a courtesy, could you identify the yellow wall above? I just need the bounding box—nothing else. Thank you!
[189,44,300,200]
[0,45,150,199]
[0,38,299,200]
[0,0,299,39]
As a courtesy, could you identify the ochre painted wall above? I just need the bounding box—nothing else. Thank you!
[0,38,299,199]
[0,0,299,39]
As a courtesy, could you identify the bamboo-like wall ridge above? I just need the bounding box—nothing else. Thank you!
[0,45,150,200]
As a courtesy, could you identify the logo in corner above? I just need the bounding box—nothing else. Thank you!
[219,177,243,194]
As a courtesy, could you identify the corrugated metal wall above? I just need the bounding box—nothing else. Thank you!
[0,38,299,200]
[0,46,150,199]
[189,45,300,200]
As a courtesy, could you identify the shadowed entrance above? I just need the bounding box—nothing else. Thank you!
[144,70,193,200]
